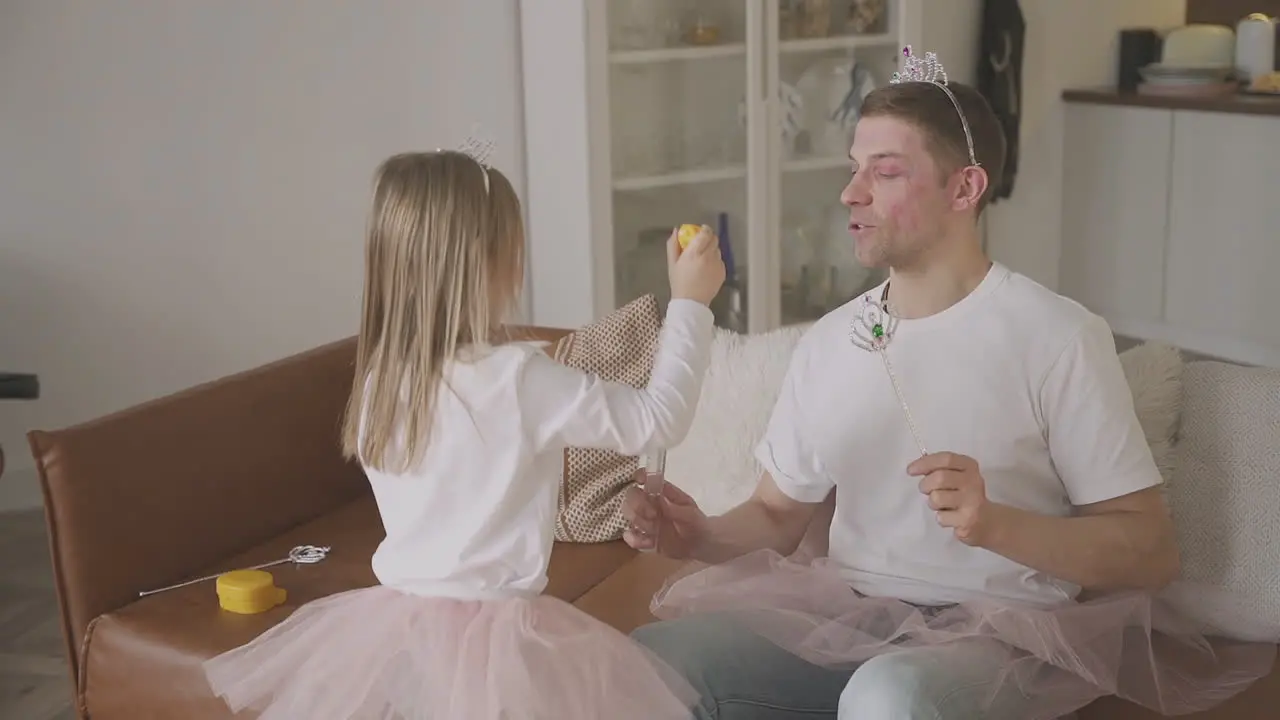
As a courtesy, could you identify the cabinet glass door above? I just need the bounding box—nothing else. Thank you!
[605,0,756,331]
[769,0,902,328]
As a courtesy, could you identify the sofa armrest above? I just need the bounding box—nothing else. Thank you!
[28,336,368,688]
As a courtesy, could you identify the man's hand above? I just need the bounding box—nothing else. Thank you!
[907,452,1003,547]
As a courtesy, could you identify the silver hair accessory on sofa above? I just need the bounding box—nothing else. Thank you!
[891,46,978,167]
[849,285,927,456]
[138,544,331,598]
[438,125,495,194]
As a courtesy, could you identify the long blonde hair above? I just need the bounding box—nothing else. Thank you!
[341,151,525,473]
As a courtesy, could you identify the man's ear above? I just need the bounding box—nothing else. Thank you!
[952,166,989,212]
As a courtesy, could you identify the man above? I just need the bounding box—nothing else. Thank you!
[621,65,1187,719]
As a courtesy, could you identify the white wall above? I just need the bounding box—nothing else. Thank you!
[984,0,1186,290]
[0,0,527,510]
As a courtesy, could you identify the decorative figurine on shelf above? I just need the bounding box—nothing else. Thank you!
[847,0,887,34]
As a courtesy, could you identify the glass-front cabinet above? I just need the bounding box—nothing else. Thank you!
[521,0,924,333]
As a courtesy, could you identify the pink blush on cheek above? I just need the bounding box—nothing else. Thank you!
[887,174,943,234]
[883,198,922,236]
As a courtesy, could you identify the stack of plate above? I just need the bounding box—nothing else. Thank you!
[1137,63,1236,97]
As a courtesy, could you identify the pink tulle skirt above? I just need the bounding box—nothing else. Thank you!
[204,586,698,720]
[650,550,1275,719]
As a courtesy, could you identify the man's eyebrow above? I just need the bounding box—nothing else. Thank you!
[849,151,907,165]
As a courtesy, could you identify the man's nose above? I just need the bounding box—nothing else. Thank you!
[841,173,870,207]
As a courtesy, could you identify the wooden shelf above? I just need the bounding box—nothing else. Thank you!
[611,156,851,191]
[778,33,897,54]
[782,156,850,172]
[608,32,897,65]
[609,43,746,65]
[613,165,746,191]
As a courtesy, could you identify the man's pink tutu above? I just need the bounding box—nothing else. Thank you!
[204,586,698,719]
[650,549,1275,718]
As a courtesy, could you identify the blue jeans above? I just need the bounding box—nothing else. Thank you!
[632,614,1037,719]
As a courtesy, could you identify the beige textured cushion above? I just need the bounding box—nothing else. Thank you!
[1117,341,1184,485]
[1159,360,1280,642]
[552,294,662,542]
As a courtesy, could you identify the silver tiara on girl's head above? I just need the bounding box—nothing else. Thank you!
[890,46,978,167]
[458,133,495,169]
[437,126,495,193]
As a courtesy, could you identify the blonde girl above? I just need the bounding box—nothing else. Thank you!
[203,148,724,719]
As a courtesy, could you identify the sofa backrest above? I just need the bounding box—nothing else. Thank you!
[26,324,571,691]
[28,336,369,686]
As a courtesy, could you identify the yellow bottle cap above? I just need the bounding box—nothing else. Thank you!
[216,569,288,615]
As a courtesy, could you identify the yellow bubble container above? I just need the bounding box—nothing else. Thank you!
[677,224,703,250]
[216,569,287,614]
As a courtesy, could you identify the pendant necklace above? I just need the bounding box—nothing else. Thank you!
[848,282,928,456]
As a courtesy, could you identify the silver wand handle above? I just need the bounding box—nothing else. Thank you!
[637,451,668,550]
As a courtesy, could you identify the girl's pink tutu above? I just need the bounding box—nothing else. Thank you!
[651,550,1275,719]
[204,586,699,720]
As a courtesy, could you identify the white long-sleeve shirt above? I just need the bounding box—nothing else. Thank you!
[364,299,715,599]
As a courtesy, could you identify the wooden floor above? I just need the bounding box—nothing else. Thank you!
[0,509,76,720]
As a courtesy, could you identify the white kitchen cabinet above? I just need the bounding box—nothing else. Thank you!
[521,0,980,332]
[1166,111,1280,352]
[1059,100,1280,367]
[1059,103,1172,328]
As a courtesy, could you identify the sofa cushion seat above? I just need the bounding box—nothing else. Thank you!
[573,553,692,634]
[81,495,639,718]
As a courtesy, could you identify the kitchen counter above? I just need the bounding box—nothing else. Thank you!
[1062,87,1280,117]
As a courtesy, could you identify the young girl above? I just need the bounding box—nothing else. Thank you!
[202,148,724,719]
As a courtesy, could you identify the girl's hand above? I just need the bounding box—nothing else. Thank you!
[668,225,725,306]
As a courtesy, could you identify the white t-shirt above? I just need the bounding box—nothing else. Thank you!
[756,262,1163,607]
[364,299,714,599]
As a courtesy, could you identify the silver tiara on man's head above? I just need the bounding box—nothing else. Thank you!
[891,45,949,85]
[889,46,978,167]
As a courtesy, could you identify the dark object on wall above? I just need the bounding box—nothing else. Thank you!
[976,0,1025,204]
[0,373,40,400]
[1118,29,1162,93]
[0,372,38,480]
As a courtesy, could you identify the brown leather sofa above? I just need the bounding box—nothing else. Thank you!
[27,328,1279,719]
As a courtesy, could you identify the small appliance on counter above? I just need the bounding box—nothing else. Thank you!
[1235,13,1278,86]
[1136,23,1238,98]
[1118,29,1162,93]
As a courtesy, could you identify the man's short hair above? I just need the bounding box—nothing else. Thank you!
[860,82,1007,213]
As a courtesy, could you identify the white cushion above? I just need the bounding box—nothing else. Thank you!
[1158,361,1280,642]
[667,324,810,514]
